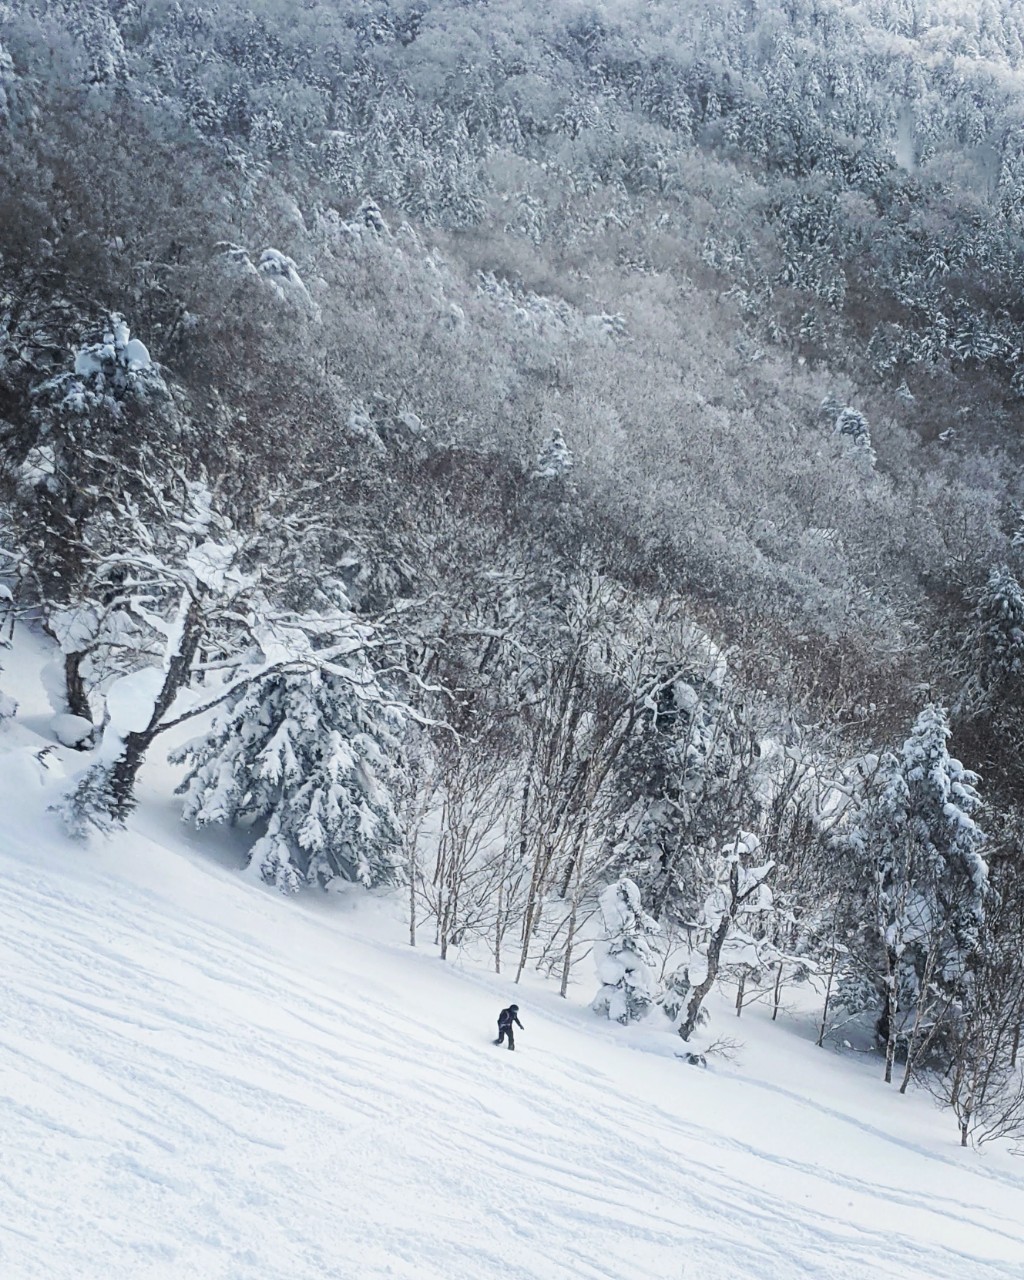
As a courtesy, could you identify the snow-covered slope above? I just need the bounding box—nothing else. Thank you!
[2,640,1024,1280]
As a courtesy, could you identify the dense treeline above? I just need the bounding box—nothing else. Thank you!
[2,0,1024,1146]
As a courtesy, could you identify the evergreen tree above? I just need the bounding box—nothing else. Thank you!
[843,706,987,1083]
[614,640,759,925]
[967,565,1024,709]
[174,632,404,893]
[14,314,174,720]
[531,427,574,482]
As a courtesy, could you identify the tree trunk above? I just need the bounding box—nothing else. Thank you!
[958,1088,973,1147]
[559,899,579,999]
[898,997,924,1093]
[514,770,544,985]
[900,937,949,1095]
[494,866,505,974]
[898,1043,915,1092]
[559,844,587,999]
[817,943,838,1048]
[63,651,93,730]
[884,993,898,1085]
[735,970,746,1018]
[772,961,784,1022]
[106,732,151,819]
[881,945,900,1085]
[445,830,461,960]
[409,860,417,948]
[679,871,737,1041]
[679,914,729,1041]
[517,851,548,983]
[95,594,204,820]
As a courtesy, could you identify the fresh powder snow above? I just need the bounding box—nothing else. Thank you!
[2,633,1024,1280]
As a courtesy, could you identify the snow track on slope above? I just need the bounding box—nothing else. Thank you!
[2,810,1024,1279]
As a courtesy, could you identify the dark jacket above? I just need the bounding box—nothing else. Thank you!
[498,1006,523,1031]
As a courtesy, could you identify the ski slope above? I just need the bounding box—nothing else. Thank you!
[2,649,1024,1280]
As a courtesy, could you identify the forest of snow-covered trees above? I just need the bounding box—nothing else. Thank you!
[3,0,1024,1148]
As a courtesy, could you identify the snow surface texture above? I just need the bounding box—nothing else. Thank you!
[2,636,1024,1280]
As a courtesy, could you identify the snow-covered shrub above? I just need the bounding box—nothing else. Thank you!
[592,878,661,1024]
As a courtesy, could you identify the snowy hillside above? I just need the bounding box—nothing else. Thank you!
[7,2,1024,1274]
[2,639,1024,1280]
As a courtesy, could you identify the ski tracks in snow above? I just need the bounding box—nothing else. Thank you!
[2,834,1024,1280]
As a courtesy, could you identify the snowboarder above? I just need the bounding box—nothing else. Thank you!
[495,1004,523,1051]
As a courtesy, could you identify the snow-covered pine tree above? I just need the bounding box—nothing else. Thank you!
[896,704,987,1088]
[964,564,1024,711]
[17,314,173,721]
[24,314,169,534]
[592,878,661,1024]
[355,195,390,236]
[174,624,404,893]
[611,628,745,925]
[843,705,987,1084]
[532,427,574,482]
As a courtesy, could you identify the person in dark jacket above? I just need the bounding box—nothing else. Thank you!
[495,1004,523,1050]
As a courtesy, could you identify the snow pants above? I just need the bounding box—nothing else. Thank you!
[496,1025,515,1050]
